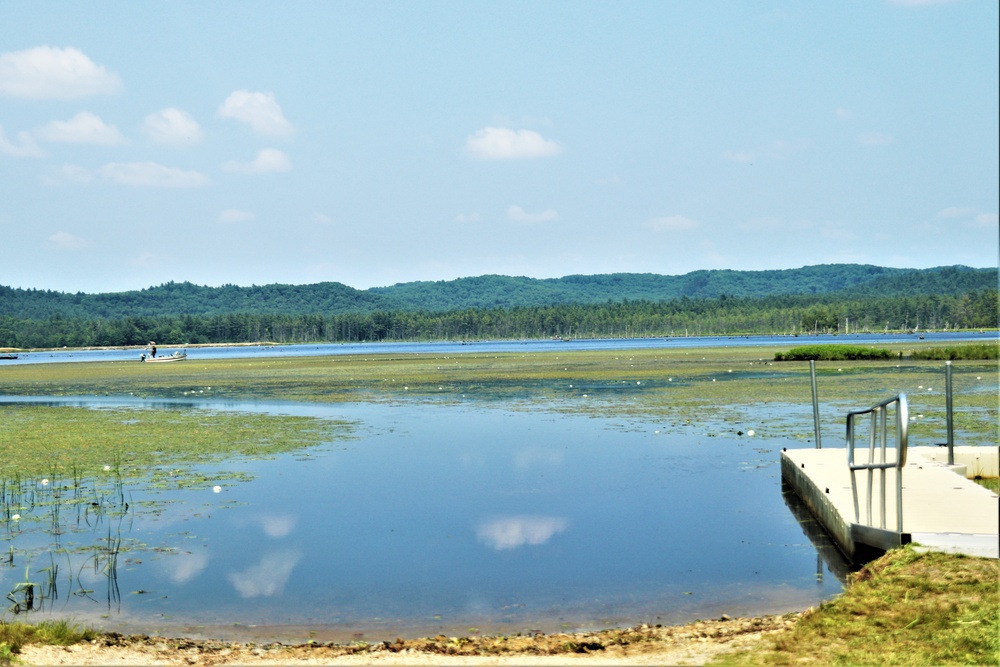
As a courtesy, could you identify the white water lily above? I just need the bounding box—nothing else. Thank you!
[41,478,49,486]
[212,485,222,493]
[104,465,111,471]
[11,514,19,521]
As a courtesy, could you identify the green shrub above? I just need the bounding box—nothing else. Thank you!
[910,343,998,360]
[774,345,896,361]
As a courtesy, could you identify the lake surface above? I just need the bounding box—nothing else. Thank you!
[5,330,993,365]
[0,397,849,642]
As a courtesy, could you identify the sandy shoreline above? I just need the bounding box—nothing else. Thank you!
[18,613,802,665]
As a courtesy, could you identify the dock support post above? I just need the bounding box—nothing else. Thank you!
[810,360,822,449]
[945,360,954,466]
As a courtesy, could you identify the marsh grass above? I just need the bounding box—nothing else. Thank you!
[0,405,351,480]
[715,547,1000,665]
[0,619,95,662]
[1,344,996,445]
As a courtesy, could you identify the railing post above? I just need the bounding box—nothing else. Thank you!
[810,360,822,449]
[945,361,954,466]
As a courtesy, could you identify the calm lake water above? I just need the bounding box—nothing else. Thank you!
[1,397,849,642]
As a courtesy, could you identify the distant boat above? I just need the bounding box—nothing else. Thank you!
[0,353,17,360]
[141,351,187,363]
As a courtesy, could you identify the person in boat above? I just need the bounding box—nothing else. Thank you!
[149,341,157,357]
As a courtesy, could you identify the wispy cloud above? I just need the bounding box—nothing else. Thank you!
[887,0,956,6]
[35,111,126,145]
[98,162,210,187]
[143,107,204,147]
[454,212,480,223]
[508,205,558,223]
[857,131,893,146]
[218,90,295,137]
[972,213,998,228]
[646,215,700,232]
[48,231,92,250]
[219,208,255,223]
[0,125,45,157]
[722,151,755,164]
[223,148,292,174]
[476,516,568,550]
[466,127,560,160]
[0,46,122,99]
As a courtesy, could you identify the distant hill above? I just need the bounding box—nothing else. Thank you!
[371,264,917,309]
[0,264,994,320]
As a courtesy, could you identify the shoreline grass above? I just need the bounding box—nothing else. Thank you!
[715,546,999,665]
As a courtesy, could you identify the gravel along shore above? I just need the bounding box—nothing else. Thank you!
[18,613,801,666]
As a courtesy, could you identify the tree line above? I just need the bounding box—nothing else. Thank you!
[2,289,995,349]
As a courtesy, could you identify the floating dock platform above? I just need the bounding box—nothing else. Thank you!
[782,446,998,562]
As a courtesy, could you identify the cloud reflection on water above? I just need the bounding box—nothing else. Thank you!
[476,515,568,550]
[227,549,302,598]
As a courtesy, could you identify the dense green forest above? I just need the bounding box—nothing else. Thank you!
[0,265,996,348]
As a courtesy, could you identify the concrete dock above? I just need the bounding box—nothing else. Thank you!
[782,445,998,562]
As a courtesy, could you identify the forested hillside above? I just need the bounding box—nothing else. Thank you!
[0,265,995,349]
[2,265,994,319]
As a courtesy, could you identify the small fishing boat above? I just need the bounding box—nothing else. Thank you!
[0,353,17,360]
[140,351,187,363]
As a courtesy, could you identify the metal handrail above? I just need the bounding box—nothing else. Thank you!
[846,394,908,534]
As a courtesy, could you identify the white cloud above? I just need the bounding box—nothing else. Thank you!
[48,231,92,250]
[219,208,255,223]
[937,206,975,218]
[143,107,203,146]
[723,139,805,163]
[888,0,956,6]
[217,90,294,136]
[0,46,122,99]
[722,150,755,164]
[465,127,560,160]
[223,148,292,174]
[857,131,893,146]
[0,125,45,157]
[973,213,998,228]
[646,215,700,231]
[98,162,210,187]
[35,111,125,145]
[454,212,480,223]
[508,205,558,223]
[128,251,162,268]
[228,550,301,598]
[42,164,93,185]
[476,516,568,550]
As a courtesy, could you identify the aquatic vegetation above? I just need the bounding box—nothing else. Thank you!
[0,405,352,480]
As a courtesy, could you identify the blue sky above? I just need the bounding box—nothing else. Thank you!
[1,1,997,293]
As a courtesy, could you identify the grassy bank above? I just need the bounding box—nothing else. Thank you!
[716,547,999,665]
